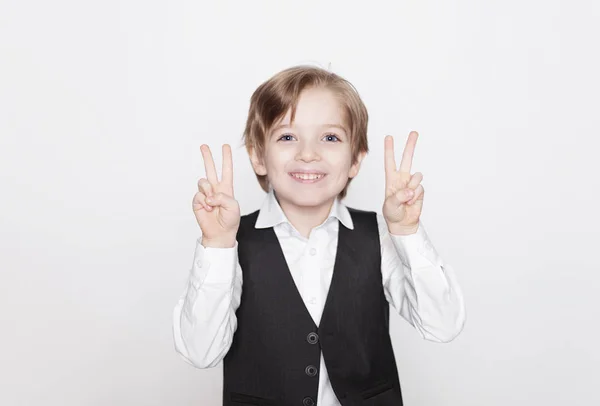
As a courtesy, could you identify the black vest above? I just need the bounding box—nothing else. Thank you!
[223,209,403,406]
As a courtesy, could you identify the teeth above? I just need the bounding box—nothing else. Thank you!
[291,173,324,180]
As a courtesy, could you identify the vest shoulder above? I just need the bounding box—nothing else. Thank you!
[346,206,377,215]
[346,206,377,217]
[345,207,379,233]
[236,210,260,239]
[241,209,260,221]
[239,210,260,226]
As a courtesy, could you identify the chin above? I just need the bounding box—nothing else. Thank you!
[293,194,331,207]
[276,186,338,208]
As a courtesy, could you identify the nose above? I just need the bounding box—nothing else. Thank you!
[295,140,320,163]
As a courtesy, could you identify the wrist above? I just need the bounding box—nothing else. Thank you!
[201,236,236,248]
[387,222,419,236]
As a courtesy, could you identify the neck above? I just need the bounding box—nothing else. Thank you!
[275,193,336,238]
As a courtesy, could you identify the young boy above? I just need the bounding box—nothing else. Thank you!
[173,65,466,406]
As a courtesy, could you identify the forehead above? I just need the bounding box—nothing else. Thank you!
[278,87,346,128]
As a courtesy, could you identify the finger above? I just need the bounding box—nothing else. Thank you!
[221,144,234,194]
[384,135,396,189]
[399,131,418,174]
[387,188,415,207]
[193,191,213,212]
[200,144,219,184]
[197,178,214,197]
[384,135,397,182]
[407,184,424,205]
[205,192,237,211]
[407,172,423,189]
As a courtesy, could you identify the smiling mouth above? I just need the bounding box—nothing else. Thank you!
[289,172,326,182]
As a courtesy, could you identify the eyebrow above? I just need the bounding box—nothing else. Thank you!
[271,123,348,132]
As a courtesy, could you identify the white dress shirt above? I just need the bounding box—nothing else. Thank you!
[173,190,466,405]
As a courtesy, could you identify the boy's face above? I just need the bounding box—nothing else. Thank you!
[250,86,365,209]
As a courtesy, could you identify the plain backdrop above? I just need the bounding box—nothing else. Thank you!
[1,0,599,405]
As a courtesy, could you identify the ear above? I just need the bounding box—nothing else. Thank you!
[248,146,268,176]
[348,151,366,179]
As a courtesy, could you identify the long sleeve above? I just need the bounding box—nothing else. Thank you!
[377,214,466,343]
[172,238,243,368]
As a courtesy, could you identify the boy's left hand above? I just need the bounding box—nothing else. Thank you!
[383,131,424,235]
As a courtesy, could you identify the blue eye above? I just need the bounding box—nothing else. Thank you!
[324,134,340,142]
[278,134,295,141]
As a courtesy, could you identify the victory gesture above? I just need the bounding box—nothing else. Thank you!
[193,144,240,248]
[382,131,425,235]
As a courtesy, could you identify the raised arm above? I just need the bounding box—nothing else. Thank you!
[173,144,243,368]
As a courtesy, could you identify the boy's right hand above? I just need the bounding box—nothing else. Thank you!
[193,144,240,248]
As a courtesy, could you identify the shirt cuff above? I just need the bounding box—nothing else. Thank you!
[189,237,238,288]
[389,222,443,269]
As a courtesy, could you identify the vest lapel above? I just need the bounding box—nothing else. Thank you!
[254,214,361,332]
[319,220,361,330]
[259,226,318,331]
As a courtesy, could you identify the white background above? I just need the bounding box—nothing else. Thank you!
[1,0,599,405]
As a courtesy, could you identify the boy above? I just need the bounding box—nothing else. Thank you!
[173,65,465,405]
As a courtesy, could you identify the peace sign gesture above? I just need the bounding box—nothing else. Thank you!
[193,144,240,248]
[382,131,425,235]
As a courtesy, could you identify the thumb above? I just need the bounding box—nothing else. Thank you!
[388,188,414,206]
[206,192,238,211]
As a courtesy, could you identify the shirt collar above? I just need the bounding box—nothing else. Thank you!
[254,188,354,230]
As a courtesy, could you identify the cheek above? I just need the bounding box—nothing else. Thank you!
[264,147,293,172]
[327,151,353,174]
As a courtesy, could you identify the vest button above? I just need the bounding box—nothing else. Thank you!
[305,365,318,377]
[303,396,315,406]
[307,332,319,344]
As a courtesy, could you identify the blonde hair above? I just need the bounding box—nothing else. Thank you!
[242,65,369,199]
